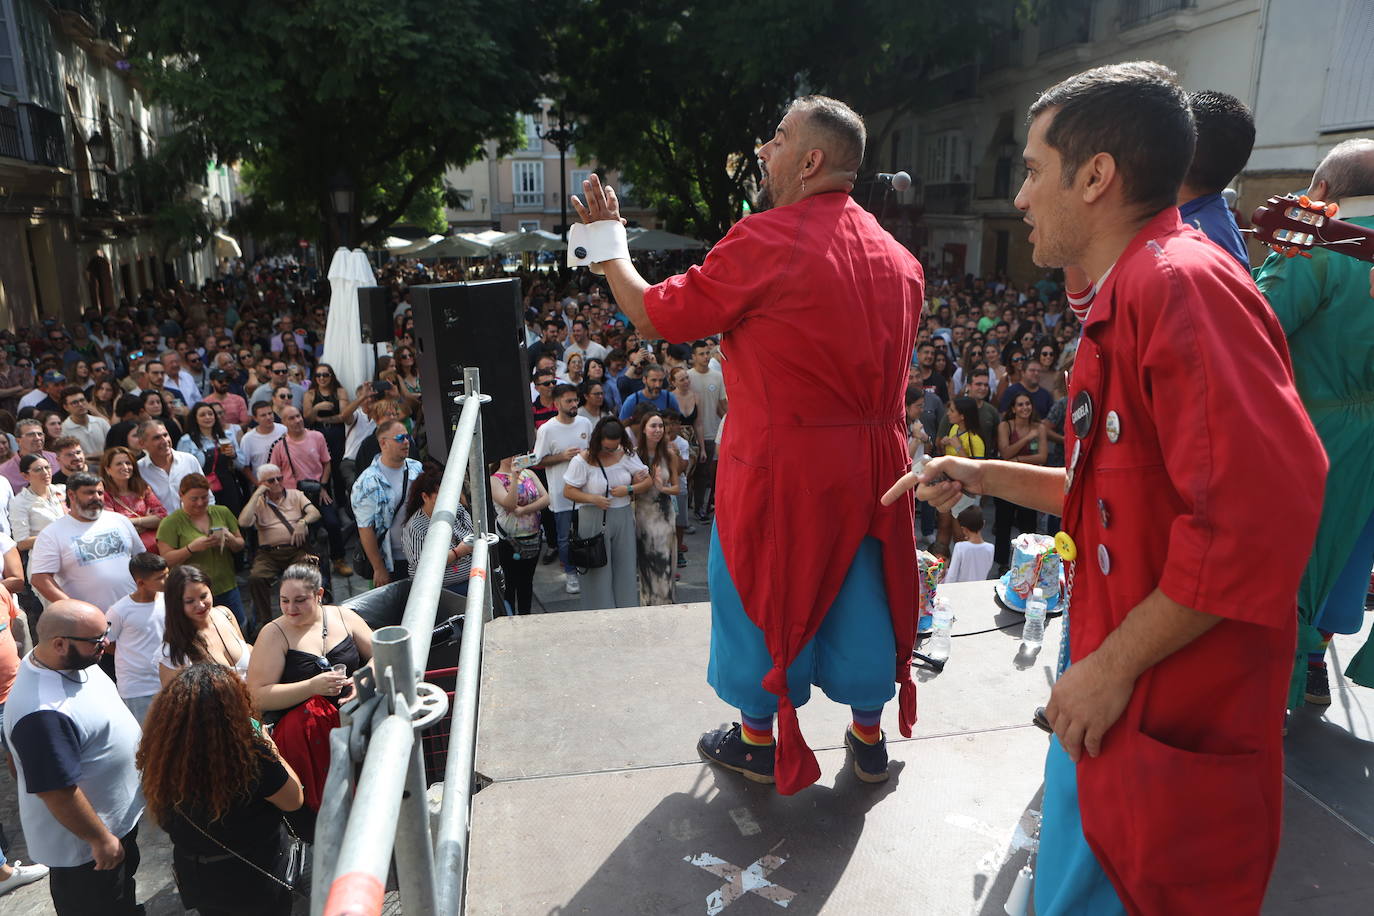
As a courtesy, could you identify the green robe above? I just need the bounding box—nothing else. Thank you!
[1254,212,1374,706]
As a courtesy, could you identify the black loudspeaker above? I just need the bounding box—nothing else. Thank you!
[411,279,533,462]
[358,286,394,343]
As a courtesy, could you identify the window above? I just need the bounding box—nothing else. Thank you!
[924,131,966,185]
[513,160,543,209]
[0,3,18,94]
[15,0,59,110]
[518,219,541,232]
[1320,2,1374,132]
[570,169,592,192]
[522,113,541,152]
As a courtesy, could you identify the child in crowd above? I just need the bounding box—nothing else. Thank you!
[944,506,995,584]
[105,551,170,726]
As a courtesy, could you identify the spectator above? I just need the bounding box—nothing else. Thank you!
[179,401,246,515]
[59,386,110,459]
[563,417,652,610]
[577,380,612,422]
[302,362,354,503]
[137,419,207,512]
[37,410,63,450]
[402,467,474,596]
[160,350,201,408]
[531,367,558,428]
[350,418,422,586]
[248,360,305,411]
[100,446,167,555]
[944,506,995,584]
[50,436,87,487]
[3,599,144,915]
[238,400,287,486]
[914,342,950,402]
[17,369,67,415]
[137,360,186,414]
[30,472,144,611]
[203,368,250,428]
[9,453,66,551]
[617,364,680,421]
[158,565,250,684]
[137,663,302,916]
[156,474,247,628]
[0,418,57,491]
[489,454,549,615]
[269,405,351,577]
[993,393,1047,570]
[533,383,593,595]
[0,577,49,898]
[630,410,680,606]
[138,389,182,444]
[104,395,145,454]
[239,463,321,625]
[104,552,168,726]
[89,380,118,422]
[998,358,1054,416]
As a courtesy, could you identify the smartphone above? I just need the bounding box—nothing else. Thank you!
[210,526,226,535]
[513,452,538,471]
[639,342,652,353]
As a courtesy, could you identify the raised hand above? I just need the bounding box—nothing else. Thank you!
[570,173,626,226]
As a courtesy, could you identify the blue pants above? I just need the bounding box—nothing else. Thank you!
[215,588,248,630]
[1035,738,1127,914]
[707,529,896,719]
[555,509,575,574]
[1314,508,1374,635]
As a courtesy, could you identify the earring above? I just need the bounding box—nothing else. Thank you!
[801,176,807,194]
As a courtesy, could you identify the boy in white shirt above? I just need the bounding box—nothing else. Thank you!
[944,506,995,584]
[105,552,169,726]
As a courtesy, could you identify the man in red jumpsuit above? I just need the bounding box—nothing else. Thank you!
[570,96,923,795]
[888,62,1325,912]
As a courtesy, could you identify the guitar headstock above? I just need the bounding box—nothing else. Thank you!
[1250,194,1340,259]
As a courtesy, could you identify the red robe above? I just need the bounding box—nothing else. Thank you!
[1062,209,1325,911]
[644,191,924,795]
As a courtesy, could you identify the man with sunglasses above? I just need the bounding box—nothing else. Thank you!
[351,419,422,586]
[240,462,321,624]
[247,360,305,411]
[4,599,144,915]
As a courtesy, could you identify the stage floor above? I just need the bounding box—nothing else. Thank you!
[467,581,1374,914]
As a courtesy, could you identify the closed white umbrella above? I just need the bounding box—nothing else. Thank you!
[322,248,378,395]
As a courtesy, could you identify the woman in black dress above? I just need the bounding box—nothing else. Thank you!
[138,663,303,916]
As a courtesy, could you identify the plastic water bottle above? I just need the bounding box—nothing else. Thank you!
[928,593,954,662]
[1021,587,1047,651]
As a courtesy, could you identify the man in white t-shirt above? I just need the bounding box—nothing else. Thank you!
[237,400,287,486]
[944,505,995,584]
[688,340,727,522]
[534,384,593,593]
[562,319,609,364]
[105,552,168,726]
[30,473,144,612]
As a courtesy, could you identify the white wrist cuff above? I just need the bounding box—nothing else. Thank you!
[567,220,630,274]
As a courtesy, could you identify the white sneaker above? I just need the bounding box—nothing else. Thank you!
[565,572,581,595]
[0,860,49,896]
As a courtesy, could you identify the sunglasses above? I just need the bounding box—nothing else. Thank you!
[316,372,332,378]
[1011,356,1026,363]
[62,625,111,647]
[535,381,554,387]
[390,433,410,443]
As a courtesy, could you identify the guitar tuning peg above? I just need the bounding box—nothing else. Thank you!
[1300,250,1313,259]
[1284,247,1300,258]
[1298,195,1312,208]
[1325,202,1339,217]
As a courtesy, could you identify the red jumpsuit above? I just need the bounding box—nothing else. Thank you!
[1061,209,1325,911]
[644,191,924,794]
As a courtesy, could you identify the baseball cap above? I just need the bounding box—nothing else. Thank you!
[42,370,66,384]
[209,368,230,382]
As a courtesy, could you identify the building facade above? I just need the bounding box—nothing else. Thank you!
[874,0,1374,283]
[0,0,226,332]
[443,99,656,234]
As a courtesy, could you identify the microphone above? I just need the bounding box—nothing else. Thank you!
[877,171,913,192]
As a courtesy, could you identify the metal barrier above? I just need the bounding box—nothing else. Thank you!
[316,367,495,916]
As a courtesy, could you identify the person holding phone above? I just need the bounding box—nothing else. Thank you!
[156,474,248,629]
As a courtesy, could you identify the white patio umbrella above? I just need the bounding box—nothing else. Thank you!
[322,247,378,395]
[489,229,567,254]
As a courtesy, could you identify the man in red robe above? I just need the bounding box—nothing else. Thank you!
[570,96,923,795]
[888,62,1325,912]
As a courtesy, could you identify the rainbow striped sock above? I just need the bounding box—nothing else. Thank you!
[851,706,882,745]
[740,711,774,746]
[1310,630,1333,666]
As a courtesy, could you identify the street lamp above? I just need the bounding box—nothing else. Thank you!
[86,130,110,169]
[330,170,355,248]
[536,108,582,241]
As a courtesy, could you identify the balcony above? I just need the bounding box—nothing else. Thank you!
[1120,0,1190,29]
[0,104,70,169]
[513,191,543,210]
[0,107,21,161]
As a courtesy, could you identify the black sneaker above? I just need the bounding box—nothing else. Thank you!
[843,727,890,783]
[541,548,559,565]
[1305,663,1332,706]
[697,724,775,784]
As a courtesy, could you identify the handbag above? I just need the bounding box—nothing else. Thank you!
[179,807,310,899]
[281,438,324,504]
[567,463,610,571]
[353,464,410,579]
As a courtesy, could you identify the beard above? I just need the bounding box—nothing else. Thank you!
[73,502,102,522]
[753,183,774,213]
[63,645,102,670]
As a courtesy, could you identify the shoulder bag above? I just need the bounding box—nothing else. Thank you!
[178,806,309,899]
[352,464,410,580]
[567,462,610,571]
[494,471,544,560]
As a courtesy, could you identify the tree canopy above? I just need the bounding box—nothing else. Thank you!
[553,0,1014,242]
[106,0,551,247]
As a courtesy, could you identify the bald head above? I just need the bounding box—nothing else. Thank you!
[1311,138,1374,202]
[35,599,105,642]
[788,95,866,177]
